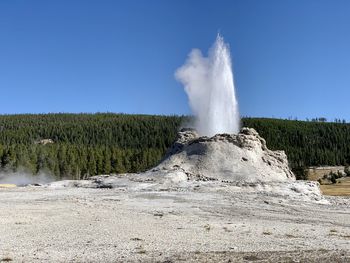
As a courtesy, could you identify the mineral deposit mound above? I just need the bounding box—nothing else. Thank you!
[154,127,295,184]
[49,126,323,203]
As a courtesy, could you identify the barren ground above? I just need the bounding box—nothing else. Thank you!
[0,182,349,262]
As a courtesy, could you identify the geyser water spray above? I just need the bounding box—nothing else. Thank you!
[175,34,240,136]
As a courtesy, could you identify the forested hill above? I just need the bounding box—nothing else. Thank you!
[0,113,184,179]
[0,113,349,179]
[242,118,350,172]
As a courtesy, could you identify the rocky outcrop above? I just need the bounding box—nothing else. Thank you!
[154,127,295,183]
[48,127,327,202]
[35,139,54,145]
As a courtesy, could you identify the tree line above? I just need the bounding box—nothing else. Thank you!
[242,118,350,178]
[1,113,350,180]
[0,113,184,179]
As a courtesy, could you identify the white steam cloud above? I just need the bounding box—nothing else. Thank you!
[175,34,240,136]
[0,171,56,186]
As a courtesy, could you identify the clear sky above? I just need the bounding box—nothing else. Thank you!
[1,0,350,121]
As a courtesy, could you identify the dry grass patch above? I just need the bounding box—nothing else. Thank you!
[320,177,350,196]
[0,184,16,188]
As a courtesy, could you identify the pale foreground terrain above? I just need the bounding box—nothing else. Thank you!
[0,180,349,263]
[1,129,349,262]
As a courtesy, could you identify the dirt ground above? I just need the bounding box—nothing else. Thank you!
[0,183,349,263]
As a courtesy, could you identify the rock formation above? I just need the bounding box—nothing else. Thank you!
[48,127,326,203]
[152,127,295,184]
[35,139,54,145]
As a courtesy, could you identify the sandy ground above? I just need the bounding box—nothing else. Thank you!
[0,181,349,263]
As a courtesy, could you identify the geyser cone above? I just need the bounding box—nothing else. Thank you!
[157,128,295,184]
[176,34,240,136]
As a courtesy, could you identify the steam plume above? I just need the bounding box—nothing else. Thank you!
[175,34,240,136]
[0,171,56,186]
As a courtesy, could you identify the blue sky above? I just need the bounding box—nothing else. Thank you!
[1,0,350,121]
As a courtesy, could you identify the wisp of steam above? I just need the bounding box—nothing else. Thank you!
[175,34,240,136]
[0,171,56,186]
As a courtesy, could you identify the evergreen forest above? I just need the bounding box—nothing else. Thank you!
[0,113,349,180]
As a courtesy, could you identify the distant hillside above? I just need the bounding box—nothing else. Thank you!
[0,113,185,178]
[0,114,349,179]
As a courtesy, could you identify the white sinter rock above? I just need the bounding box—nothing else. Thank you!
[153,127,295,184]
[48,128,325,202]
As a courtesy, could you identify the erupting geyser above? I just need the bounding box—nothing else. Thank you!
[175,34,240,136]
